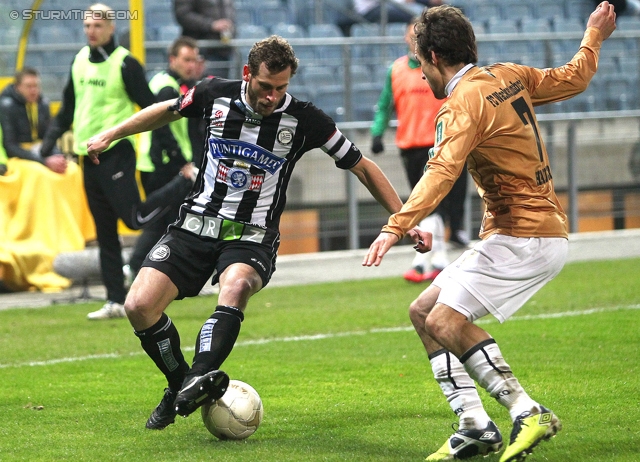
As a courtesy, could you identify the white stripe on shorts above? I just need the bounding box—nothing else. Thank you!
[434,234,568,323]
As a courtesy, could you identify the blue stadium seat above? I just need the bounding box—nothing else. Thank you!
[535,1,566,20]
[469,4,502,23]
[351,24,383,61]
[308,24,344,64]
[552,17,584,33]
[254,5,292,30]
[486,18,519,35]
[476,41,501,66]
[500,1,534,21]
[157,24,181,42]
[617,16,640,31]
[35,26,78,45]
[520,18,552,34]
[272,23,306,39]
[237,24,269,39]
[349,64,373,85]
[300,65,339,87]
[501,40,546,67]
[564,0,593,20]
[350,83,383,121]
[604,75,637,111]
[146,5,175,28]
[235,8,256,28]
[312,84,346,122]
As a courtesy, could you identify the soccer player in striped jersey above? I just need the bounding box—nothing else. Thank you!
[363,3,617,461]
[86,36,403,429]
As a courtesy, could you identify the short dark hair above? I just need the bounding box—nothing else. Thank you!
[414,5,477,66]
[168,36,198,57]
[247,35,299,76]
[14,67,39,86]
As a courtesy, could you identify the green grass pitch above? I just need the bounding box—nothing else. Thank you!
[0,258,638,461]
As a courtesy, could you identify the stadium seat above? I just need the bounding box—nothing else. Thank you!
[235,8,256,28]
[500,1,534,21]
[469,4,502,23]
[520,18,552,34]
[308,24,344,64]
[146,5,175,28]
[157,24,181,42]
[476,41,501,66]
[254,5,292,30]
[535,1,566,20]
[300,64,340,87]
[312,84,346,122]
[486,18,519,35]
[35,26,78,45]
[501,40,546,67]
[350,83,383,121]
[604,76,637,111]
[617,16,640,31]
[351,24,383,61]
[237,24,269,39]
[552,17,585,33]
[564,0,593,20]
[349,64,373,85]
[272,23,306,39]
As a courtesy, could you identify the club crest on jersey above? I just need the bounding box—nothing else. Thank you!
[180,87,195,110]
[277,128,294,146]
[209,137,286,174]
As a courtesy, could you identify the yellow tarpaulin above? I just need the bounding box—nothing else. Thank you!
[0,158,96,292]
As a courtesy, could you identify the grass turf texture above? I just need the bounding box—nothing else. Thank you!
[0,258,639,461]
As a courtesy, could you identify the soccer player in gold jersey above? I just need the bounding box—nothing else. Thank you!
[363,2,617,461]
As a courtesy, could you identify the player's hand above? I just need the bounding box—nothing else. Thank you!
[588,1,616,40]
[86,133,112,165]
[371,135,384,155]
[362,231,400,267]
[407,227,433,253]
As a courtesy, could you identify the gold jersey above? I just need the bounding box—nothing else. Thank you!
[383,28,604,240]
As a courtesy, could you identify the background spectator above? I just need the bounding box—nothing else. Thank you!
[0,68,67,174]
[174,0,236,78]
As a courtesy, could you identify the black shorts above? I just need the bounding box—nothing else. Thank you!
[141,227,277,299]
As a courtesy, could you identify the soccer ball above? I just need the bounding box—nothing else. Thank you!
[201,380,263,440]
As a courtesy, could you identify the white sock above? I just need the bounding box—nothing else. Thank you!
[461,339,539,421]
[429,349,491,430]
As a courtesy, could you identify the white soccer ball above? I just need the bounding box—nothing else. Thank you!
[201,380,264,440]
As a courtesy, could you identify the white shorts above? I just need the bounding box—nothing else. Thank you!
[434,234,568,323]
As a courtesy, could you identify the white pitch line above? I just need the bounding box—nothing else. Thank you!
[1,304,638,369]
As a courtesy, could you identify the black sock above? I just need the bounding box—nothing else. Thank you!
[188,305,244,378]
[134,313,189,391]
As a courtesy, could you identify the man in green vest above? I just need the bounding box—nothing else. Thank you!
[40,3,196,320]
[126,36,201,283]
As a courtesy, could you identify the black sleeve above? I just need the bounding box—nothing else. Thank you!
[301,102,362,170]
[0,102,43,163]
[40,72,75,157]
[150,85,186,167]
[172,77,212,118]
[122,55,156,109]
[300,102,341,149]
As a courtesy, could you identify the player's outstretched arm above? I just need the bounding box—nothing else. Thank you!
[587,1,617,40]
[86,99,181,164]
[349,155,403,214]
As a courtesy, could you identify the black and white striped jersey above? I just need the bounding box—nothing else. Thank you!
[172,77,362,233]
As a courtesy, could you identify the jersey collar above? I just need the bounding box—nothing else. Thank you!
[445,63,476,96]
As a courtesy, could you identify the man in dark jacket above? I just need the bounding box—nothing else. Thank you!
[0,68,67,173]
[173,0,236,78]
